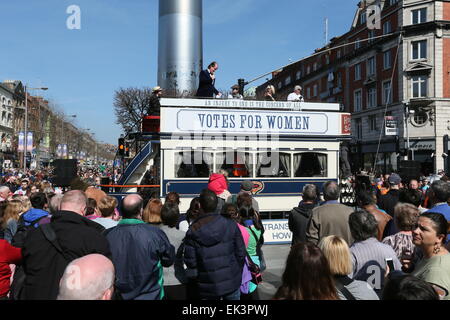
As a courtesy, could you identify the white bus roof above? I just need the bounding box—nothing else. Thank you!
[160,98,341,112]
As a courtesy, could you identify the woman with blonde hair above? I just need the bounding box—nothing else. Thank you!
[143,199,163,226]
[319,235,379,300]
[2,200,24,243]
[12,195,32,213]
[264,85,276,101]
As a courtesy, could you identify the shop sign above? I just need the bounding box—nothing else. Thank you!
[385,116,398,136]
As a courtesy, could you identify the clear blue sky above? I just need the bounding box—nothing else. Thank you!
[0,0,358,144]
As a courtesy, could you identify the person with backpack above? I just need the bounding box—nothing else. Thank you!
[11,192,50,248]
[19,190,111,300]
[237,192,264,300]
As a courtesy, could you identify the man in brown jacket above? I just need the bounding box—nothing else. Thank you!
[356,190,392,241]
[306,181,354,245]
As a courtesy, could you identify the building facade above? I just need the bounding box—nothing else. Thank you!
[256,0,450,175]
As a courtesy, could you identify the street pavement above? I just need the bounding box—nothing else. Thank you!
[257,244,291,300]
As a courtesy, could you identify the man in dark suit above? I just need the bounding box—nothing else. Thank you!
[196,62,221,98]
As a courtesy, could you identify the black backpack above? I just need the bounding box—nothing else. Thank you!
[11,214,48,248]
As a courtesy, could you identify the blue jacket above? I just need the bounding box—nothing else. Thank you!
[106,219,175,300]
[184,213,246,298]
[22,208,49,227]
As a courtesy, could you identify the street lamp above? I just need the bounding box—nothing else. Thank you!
[23,86,48,172]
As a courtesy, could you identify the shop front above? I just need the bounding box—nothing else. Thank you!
[407,139,435,175]
[361,140,398,175]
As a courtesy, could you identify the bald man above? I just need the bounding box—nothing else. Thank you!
[106,194,175,300]
[21,190,111,300]
[0,186,11,201]
[57,254,115,300]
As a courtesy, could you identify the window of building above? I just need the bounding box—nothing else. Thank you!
[293,153,327,177]
[337,50,341,59]
[368,30,375,44]
[356,118,363,139]
[411,111,428,126]
[355,63,362,81]
[256,152,291,177]
[355,38,361,50]
[383,21,392,34]
[367,57,376,76]
[313,84,318,97]
[313,62,318,71]
[360,11,367,24]
[307,65,311,74]
[285,76,292,86]
[383,50,392,69]
[412,40,427,60]
[367,86,377,108]
[307,87,311,99]
[296,70,302,80]
[175,151,213,178]
[369,115,377,131]
[325,55,330,65]
[354,90,362,112]
[412,76,427,98]
[412,8,427,24]
[215,151,253,178]
[277,82,282,89]
[337,73,342,87]
[383,81,392,104]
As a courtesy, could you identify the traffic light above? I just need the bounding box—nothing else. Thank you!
[238,78,246,96]
[125,143,130,157]
[118,138,125,156]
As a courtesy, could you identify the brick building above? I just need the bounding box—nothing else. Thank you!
[256,0,450,175]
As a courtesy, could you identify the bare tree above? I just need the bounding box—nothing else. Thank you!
[113,87,152,134]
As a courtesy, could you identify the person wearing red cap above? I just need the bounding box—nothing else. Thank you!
[207,173,231,213]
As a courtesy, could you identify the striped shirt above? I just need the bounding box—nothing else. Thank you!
[350,237,402,293]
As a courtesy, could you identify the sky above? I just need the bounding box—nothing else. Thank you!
[0,0,358,144]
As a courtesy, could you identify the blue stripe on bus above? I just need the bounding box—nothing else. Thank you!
[163,179,337,197]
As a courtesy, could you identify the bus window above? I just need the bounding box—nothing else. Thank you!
[294,153,327,177]
[175,151,213,178]
[216,152,253,178]
[256,152,291,177]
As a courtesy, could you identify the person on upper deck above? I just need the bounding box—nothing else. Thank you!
[287,85,304,102]
[147,86,163,116]
[264,85,276,101]
[196,62,221,98]
[228,84,243,100]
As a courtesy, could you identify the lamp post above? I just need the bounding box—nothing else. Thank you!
[23,86,48,172]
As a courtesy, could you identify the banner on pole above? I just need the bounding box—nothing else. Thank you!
[18,132,25,152]
[26,132,33,152]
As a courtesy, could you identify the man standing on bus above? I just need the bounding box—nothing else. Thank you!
[147,86,163,116]
[196,62,221,98]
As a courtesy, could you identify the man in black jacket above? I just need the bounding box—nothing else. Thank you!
[184,189,246,300]
[378,173,402,237]
[288,184,318,245]
[21,190,111,300]
[196,62,221,98]
[147,86,162,116]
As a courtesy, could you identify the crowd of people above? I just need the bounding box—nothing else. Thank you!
[0,167,449,301]
[288,173,450,300]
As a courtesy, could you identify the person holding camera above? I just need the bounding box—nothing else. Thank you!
[287,85,304,102]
